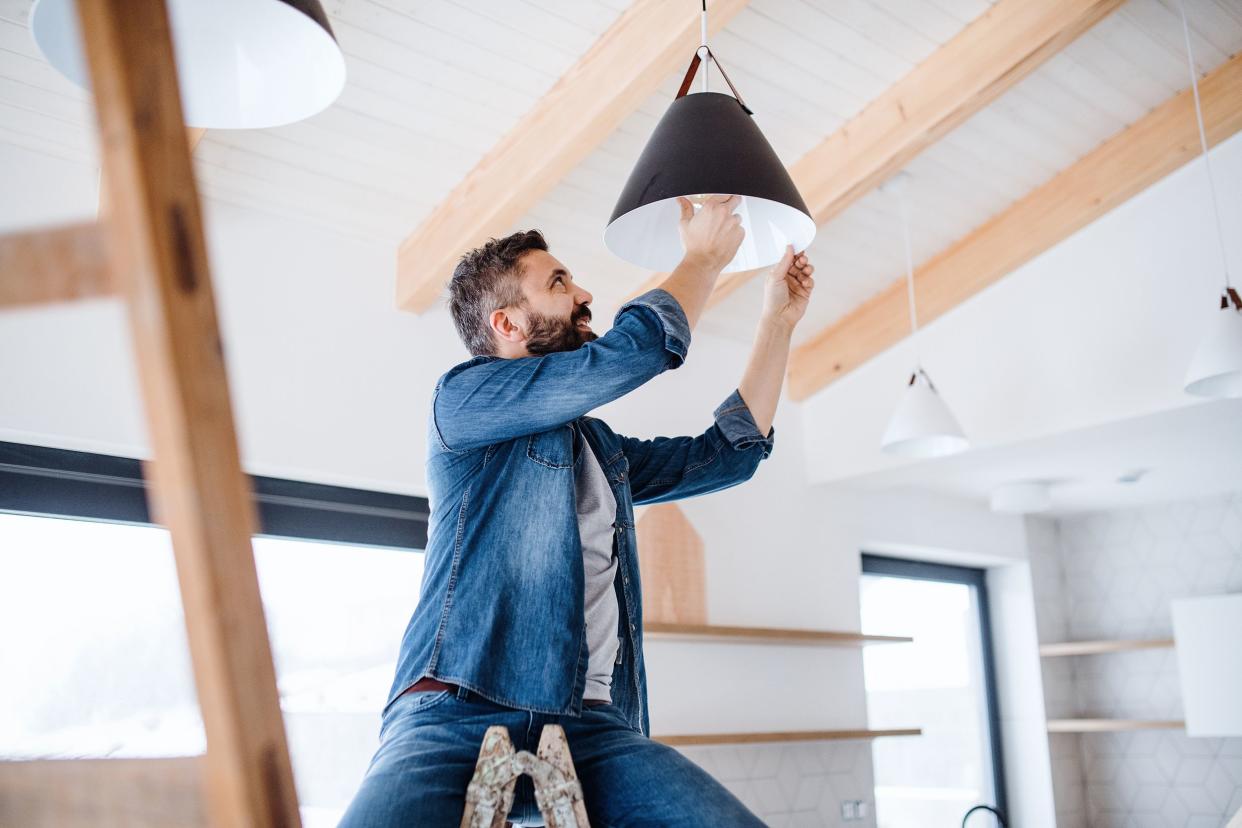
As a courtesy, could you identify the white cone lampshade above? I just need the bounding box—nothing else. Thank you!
[30,0,346,129]
[605,52,815,273]
[1184,291,1242,399]
[881,369,969,458]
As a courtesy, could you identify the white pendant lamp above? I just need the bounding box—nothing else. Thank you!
[604,1,816,273]
[30,0,346,129]
[880,175,969,458]
[1186,289,1242,398]
[1175,0,1242,399]
[882,368,969,458]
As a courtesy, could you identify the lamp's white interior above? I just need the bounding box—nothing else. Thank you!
[881,433,970,459]
[30,0,345,129]
[604,194,817,273]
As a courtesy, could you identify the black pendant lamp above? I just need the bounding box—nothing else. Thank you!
[605,2,815,273]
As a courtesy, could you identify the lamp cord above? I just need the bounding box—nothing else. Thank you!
[700,0,709,93]
[897,177,922,369]
[1177,0,1232,290]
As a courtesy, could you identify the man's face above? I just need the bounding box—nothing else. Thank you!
[515,250,596,355]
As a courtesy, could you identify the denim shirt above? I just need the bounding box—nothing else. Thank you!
[385,289,775,736]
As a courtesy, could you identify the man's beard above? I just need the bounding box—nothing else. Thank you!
[523,304,597,355]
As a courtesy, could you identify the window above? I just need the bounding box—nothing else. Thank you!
[860,555,1006,827]
[0,441,430,826]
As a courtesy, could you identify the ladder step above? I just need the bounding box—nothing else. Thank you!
[0,222,113,309]
[0,756,207,827]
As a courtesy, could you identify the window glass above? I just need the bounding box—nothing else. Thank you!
[0,512,423,822]
[861,572,997,827]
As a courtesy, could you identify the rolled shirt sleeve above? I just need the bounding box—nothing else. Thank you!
[617,288,691,369]
[713,389,775,459]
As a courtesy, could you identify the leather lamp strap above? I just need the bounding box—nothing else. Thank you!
[675,46,753,115]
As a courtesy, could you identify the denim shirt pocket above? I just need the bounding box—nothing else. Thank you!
[526,425,575,469]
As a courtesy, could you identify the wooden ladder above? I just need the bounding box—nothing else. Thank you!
[460,725,591,828]
[0,1,300,825]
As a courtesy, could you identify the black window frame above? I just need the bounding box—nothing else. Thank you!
[0,440,430,551]
[861,553,1008,821]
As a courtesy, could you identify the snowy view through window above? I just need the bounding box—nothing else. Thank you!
[0,512,424,824]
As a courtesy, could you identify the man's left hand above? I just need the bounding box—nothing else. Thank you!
[760,245,815,331]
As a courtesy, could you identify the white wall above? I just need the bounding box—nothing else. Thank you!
[800,131,1242,487]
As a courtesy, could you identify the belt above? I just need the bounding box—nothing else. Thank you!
[400,676,610,707]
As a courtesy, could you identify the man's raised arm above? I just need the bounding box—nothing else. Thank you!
[737,246,815,434]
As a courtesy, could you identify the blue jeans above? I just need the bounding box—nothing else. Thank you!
[339,689,765,827]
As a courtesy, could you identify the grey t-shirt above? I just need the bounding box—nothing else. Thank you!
[574,429,620,702]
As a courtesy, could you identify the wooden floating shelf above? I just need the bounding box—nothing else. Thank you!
[1047,719,1184,733]
[654,728,922,747]
[644,622,912,647]
[1039,638,1174,657]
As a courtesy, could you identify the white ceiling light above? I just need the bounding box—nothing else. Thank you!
[1174,0,1242,399]
[881,369,969,458]
[880,174,969,459]
[30,0,346,129]
[989,481,1052,514]
[1185,289,1242,398]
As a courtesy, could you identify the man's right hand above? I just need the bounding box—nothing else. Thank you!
[677,194,744,272]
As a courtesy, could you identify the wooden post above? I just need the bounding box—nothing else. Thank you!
[636,503,707,625]
[72,1,300,825]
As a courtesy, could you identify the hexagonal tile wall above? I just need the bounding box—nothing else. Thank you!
[675,741,876,827]
[1029,491,1242,827]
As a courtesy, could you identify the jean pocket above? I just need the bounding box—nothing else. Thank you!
[380,689,454,739]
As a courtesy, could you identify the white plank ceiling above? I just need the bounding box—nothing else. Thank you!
[1,0,1240,344]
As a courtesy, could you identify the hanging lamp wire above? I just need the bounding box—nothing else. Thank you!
[891,172,924,381]
[1177,0,1232,291]
[700,0,709,93]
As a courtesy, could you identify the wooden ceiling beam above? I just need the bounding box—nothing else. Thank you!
[705,0,1124,307]
[396,0,751,314]
[186,127,206,152]
[787,53,1242,401]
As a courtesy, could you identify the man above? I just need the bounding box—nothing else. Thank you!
[341,195,815,826]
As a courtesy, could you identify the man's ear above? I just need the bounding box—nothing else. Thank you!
[489,307,526,345]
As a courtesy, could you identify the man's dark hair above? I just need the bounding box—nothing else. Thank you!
[448,230,548,356]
